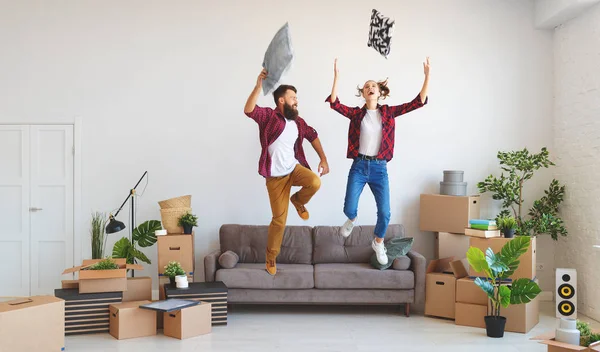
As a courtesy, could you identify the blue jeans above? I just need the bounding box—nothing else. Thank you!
[343,158,390,238]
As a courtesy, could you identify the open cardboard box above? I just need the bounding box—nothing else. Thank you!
[424,256,468,319]
[531,331,600,351]
[62,258,144,294]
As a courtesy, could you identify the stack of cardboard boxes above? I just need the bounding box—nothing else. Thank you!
[56,258,149,335]
[420,193,540,334]
[157,232,195,300]
[54,239,211,342]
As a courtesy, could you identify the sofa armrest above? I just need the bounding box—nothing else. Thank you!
[407,250,426,305]
[204,249,222,282]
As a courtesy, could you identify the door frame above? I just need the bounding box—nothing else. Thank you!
[0,116,83,273]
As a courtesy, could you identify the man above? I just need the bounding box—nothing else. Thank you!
[244,68,330,275]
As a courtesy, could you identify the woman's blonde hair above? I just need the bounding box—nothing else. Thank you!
[356,78,390,100]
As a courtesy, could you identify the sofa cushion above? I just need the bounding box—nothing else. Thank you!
[215,263,314,289]
[312,224,405,264]
[219,224,313,264]
[392,256,411,270]
[314,263,414,289]
[218,250,239,269]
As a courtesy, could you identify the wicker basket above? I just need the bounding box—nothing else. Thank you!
[158,195,191,209]
[160,207,192,234]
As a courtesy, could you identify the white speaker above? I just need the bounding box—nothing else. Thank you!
[556,268,577,319]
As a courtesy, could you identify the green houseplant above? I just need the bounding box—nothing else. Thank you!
[477,147,567,240]
[178,212,198,234]
[90,212,108,259]
[112,220,162,267]
[497,215,517,238]
[577,320,600,347]
[164,261,186,285]
[84,257,120,270]
[466,236,542,338]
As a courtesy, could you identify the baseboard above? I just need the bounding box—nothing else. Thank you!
[540,291,553,302]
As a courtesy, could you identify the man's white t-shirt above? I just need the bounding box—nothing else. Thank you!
[359,109,383,156]
[268,119,299,177]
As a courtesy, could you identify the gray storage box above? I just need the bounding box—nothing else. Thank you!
[443,170,464,183]
[440,181,467,196]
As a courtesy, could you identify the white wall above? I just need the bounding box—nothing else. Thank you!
[553,1,600,321]
[0,0,556,299]
[534,0,600,29]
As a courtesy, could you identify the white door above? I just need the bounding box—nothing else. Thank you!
[0,126,30,297]
[0,125,74,297]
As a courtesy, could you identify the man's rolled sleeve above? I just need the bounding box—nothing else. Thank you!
[245,105,271,125]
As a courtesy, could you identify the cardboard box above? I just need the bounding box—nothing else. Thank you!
[420,194,480,234]
[109,300,157,340]
[0,296,65,351]
[164,281,228,326]
[123,277,152,302]
[157,235,195,277]
[455,302,487,328]
[465,228,501,238]
[425,257,468,319]
[436,232,470,260]
[456,277,488,305]
[163,302,212,339]
[62,258,144,294]
[468,237,536,280]
[532,331,600,351]
[61,279,79,289]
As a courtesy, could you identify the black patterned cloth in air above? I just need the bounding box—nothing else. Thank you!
[367,9,395,59]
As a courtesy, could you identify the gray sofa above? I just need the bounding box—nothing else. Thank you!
[204,224,425,316]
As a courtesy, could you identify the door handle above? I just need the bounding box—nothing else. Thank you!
[29,207,43,212]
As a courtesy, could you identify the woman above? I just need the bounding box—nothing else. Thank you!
[324,57,430,264]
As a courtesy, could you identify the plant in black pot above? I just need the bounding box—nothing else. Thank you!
[466,236,541,338]
[178,212,198,234]
[164,261,186,285]
[497,215,517,238]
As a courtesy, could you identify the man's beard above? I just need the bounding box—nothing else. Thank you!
[283,103,298,120]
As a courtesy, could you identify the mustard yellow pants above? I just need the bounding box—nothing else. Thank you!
[265,164,321,259]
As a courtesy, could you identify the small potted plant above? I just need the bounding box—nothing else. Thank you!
[178,212,198,234]
[466,236,541,338]
[164,261,186,285]
[497,215,517,238]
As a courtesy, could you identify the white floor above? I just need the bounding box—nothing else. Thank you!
[63,302,599,352]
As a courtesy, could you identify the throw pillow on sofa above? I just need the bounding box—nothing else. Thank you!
[371,237,414,270]
[392,256,411,270]
[218,250,239,269]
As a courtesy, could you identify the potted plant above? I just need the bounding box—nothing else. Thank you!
[466,236,542,338]
[497,215,517,238]
[477,147,567,240]
[84,257,120,270]
[90,212,108,259]
[164,261,186,285]
[178,212,198,234]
